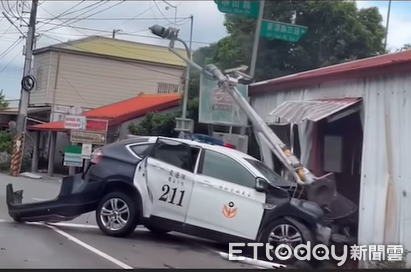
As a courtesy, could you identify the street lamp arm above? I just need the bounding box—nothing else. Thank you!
[168,44,202,73]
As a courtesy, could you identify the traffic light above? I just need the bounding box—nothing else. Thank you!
[149,24,179,39]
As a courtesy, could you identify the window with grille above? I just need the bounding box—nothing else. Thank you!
[157,82,180,94]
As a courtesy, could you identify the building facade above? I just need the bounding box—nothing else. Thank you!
[29,36,186,121]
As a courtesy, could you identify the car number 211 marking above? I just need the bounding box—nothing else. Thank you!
[159,184,185,206]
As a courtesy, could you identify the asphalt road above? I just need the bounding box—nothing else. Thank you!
[0,173,254,269]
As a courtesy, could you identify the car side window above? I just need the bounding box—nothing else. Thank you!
[199,150,255,188]
[130,144,153,158]
[150,141,198,173]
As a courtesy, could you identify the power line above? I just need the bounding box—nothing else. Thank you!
[153,0,175,25]
[39,24,212,45]
[36,15,189,35]
[37,4,87,37]
[51,1,126,27]
[0,23,14,39]
[110,5,155,29]
[0,37,22,60]
[33,16,189,21]
[39,0,85,24]
[42,1,102,22]
[0,49,22,74]
[36,1,110,31]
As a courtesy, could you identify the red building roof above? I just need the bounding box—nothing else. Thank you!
[30,93,182,132]
[250,50,411,95]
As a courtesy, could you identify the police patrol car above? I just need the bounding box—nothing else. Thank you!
[6,136,331,263]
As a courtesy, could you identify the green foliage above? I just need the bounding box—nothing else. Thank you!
[131,2,387,137]
[0,130,31,174]
[397,43,411,52]
[0,130,13,154]
[204,1,386,81]
[128,112,178,137]
[187,97,199,123]
[127,98,202,137]
[0,90,9,109]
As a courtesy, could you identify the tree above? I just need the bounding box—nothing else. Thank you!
[128,112,178,137]
[397,43,411,52]
[206,1,386,81]
[0,90,9,109]
[0,130,13,154]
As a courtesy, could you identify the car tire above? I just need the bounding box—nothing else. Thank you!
[146,226,170,235]
[96,191,139,238]
[13,216,23,223]
[259,217,316,266]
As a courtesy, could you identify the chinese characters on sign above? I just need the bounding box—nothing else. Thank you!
[214,0,260,18]
[214,1,308,42]
[260,20,308,42]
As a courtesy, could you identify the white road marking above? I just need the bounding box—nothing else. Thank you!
[0,219,149,232]
[0,219,131,269]
[45,224,133,270]
[49,222,99,229]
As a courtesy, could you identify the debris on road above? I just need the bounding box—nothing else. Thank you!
[19,172,42,179]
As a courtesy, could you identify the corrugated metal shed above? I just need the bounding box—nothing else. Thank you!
[266,98,361,124]
[33,36,186,67]
[250,50,411,95]
[251,71,411,268]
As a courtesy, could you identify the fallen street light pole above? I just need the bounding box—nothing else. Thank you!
[148,24,333,186]
[149,18,194,137]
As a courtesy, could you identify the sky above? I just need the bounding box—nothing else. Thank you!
[0,0,410,100]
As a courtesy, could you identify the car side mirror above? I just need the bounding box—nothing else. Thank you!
[255,177,268,192]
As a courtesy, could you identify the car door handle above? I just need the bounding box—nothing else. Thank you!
[152,163,164,170]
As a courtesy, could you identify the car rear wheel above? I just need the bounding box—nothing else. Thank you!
[96,191,139,237]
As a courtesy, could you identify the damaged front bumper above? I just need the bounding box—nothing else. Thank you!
[316,223,332,246]
[6,174,102,223]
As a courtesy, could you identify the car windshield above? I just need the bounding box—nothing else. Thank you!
[244,158,296,187]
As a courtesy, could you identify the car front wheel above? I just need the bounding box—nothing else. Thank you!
[259,218,315,265]
[96,191,139,237]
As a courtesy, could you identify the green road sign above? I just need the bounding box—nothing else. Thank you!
[260,20,308,42]
[64,145,83,167]
[214,0,260,18]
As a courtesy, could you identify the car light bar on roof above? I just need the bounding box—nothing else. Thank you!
[182,133,236,149]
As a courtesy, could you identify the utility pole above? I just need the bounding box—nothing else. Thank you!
[112,29,122,38]
[239,0,265,136]
[249,0,265,78]
[384,0,392,52]
[10,0,39,177]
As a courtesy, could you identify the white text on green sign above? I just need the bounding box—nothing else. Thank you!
[215,0,260,18]
[261,20,308,42]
